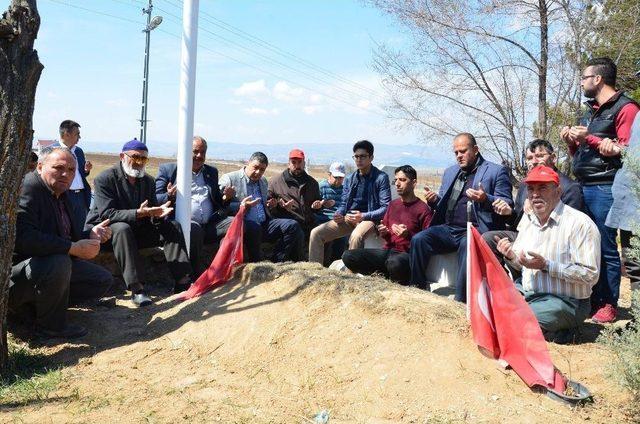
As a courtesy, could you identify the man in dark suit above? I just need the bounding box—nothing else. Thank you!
[155,136,234,275]
[10,147,113,339]
[410,132,513,302]
[85,139,192,307]
[52,120,92,228]
[483,139,584,278]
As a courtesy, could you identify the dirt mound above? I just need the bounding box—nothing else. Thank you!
[3,263,632,422]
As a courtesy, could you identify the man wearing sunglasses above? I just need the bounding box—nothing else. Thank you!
[86,139,192,307]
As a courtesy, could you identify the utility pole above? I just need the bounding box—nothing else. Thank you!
[139,0,162,144]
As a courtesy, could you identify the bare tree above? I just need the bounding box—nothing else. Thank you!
[0,0,43,371]
[371,0,594,176]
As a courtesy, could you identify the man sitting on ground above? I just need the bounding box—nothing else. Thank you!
[342,165,432,284]
[267,149,323,234]
[496,165,600,343]
[10,147,113,339]
[86,139,192,307]
[155,136,234,275]
[483,139,584,275]
[410,132,513,302]
[309,140,391,265]
[219,151,304,263]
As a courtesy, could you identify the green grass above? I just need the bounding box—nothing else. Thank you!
[0,338,63,407]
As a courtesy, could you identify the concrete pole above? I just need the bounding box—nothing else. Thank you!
[176,0,199,253]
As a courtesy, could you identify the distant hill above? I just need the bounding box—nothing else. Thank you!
[82,140,451,171]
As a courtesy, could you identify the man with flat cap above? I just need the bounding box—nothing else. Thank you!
[496,165,601,343]
[86,139,192,307]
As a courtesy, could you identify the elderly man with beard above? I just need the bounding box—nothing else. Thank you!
[10,147,113,339]
[496,166,600,343]
[86,140,192,307]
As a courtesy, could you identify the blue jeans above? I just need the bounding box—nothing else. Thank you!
[583,184,620,307]
[409,224,467,302]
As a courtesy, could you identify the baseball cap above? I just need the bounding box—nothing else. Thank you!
[523,165,559,185]
[328,162,346,177]
[289,149,305,160]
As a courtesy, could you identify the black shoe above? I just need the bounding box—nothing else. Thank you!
[173,282,192,294]
[131,292,152,307]
[35,324,88,340]
[96,296,117,308]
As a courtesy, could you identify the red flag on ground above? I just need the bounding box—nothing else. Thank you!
[467,225,565,392]
[179,205,246,300]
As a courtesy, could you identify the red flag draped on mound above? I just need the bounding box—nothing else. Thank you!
[179,205,246,300]
[467,225,565,392]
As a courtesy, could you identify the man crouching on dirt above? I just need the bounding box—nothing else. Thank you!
[496,165,600,344]
[85,140,192,308]
[9,147,114,340]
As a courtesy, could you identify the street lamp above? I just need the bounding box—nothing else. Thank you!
[139,0,163,144]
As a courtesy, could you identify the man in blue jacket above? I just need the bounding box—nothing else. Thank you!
[155,136,234,275]
[52,120,92,228]
[308,140,391,265]
[410,133,513,302]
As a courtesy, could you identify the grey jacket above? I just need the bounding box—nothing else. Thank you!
[606,114,640,231]
[219,168,270,217]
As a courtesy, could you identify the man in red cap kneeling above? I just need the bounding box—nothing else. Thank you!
[495,166,601,343]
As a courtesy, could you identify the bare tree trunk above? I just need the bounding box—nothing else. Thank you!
[0,0,43,372]
[537,0,549,139]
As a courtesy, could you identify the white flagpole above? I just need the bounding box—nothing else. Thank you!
[176,0,199,253]
[466,201,472,318]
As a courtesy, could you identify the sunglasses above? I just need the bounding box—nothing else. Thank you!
[124,152,149,165]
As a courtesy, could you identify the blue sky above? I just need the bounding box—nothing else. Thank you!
[31,0,446,158]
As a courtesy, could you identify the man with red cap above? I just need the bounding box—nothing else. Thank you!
[496,165,601,343]
[267,148,324,234]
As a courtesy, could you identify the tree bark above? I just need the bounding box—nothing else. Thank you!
[537,0,549,139]
[0,0,43,372]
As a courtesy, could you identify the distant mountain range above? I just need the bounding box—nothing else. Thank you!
[82,140,451,171]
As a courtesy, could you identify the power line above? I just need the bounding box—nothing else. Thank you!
[153,3,386,107]
[161,0,383,99]
[44,0,387,116]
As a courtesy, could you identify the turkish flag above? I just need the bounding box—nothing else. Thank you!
[467,225,565,391]
[179,205,246,300]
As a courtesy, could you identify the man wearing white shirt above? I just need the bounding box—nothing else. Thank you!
[52,120,92,228]
[496,165,601,343]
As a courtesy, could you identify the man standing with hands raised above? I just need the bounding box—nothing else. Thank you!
[86,140,192,307]
[410,133,513,302]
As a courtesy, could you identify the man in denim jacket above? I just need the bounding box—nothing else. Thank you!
[309,140,391,265]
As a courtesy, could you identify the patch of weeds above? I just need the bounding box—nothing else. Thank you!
[0,338,62,406]
[598,292,640,413]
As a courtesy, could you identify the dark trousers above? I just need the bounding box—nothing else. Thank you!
[410,224,467,302]
[67,189,89,229]
[190,217,234,276]
[9,254,113,330]
[481,230,520,280]
[621,230,640,292]
[106,220,192,289]
[244,218,304,263]
[342,248,411,284]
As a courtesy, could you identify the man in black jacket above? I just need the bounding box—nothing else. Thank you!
[10,147,113,339]
[482,139,584,278]
[86,139,192,307]
[560,57,640,323]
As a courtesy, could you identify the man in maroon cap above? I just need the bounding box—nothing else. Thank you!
[495,165,601,343]
[267,148,324,235]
